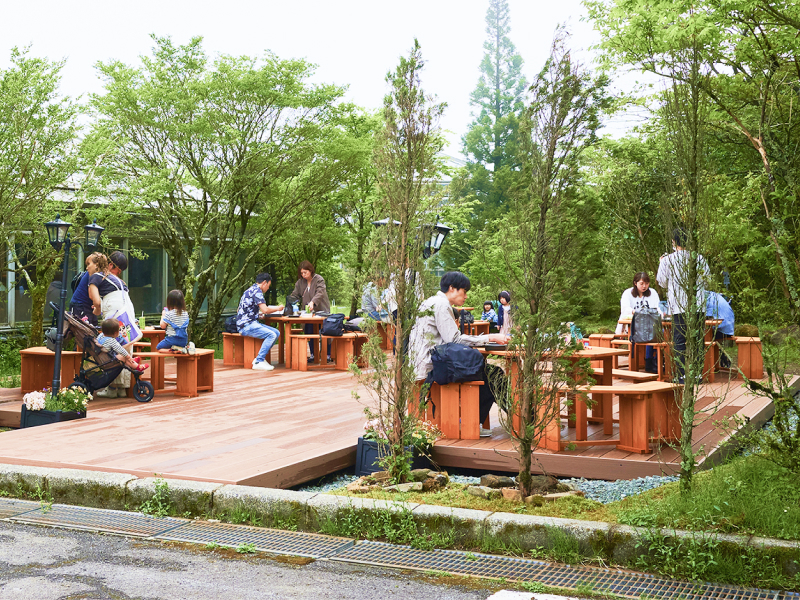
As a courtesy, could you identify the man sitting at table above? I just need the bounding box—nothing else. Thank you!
[236,273,284,372]
[410,271,509,437]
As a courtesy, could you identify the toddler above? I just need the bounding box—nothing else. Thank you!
[157,290,195,354]
[481,301,498,325]
[97,319,148,372]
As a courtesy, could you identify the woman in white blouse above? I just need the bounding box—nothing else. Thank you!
[616,272,660,335]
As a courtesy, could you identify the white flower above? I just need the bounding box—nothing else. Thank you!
[23,391,47,411]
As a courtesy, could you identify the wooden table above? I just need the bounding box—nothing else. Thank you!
[620,318,723,380]
[272,315,325,369]
[137,328,167,389]
[467,320,490,335]
[133,348,215,398]
[480,346,628,449]
[20,347,83,393]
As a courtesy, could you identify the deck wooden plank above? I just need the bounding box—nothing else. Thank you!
[0,363,785,485]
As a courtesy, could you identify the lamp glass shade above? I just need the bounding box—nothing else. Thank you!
[45,215,72,251]
[84,219,104,248]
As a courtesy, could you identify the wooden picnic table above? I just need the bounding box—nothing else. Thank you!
[133,348,215,398]
[269,315,326,369]
[479,346,628,449]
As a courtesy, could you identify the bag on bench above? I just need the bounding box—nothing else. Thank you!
[320,313,346,337]
[631,308,662,344]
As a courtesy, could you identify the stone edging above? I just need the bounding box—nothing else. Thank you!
[1,463,798,577]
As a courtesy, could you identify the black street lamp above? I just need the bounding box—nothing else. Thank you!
[44,215,104,395]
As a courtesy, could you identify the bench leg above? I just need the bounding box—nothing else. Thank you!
[243,336,259,369]
[428,384,441,428]
[650,390,680,444]
[460,383,481,440]
[439,384,461,439]
[176,356,199,398]
[617,393,651,454]
[291,337,308,372]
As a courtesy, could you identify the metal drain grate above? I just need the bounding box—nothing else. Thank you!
[154,521,354,558]
[9,504,188,538]
[331,542,783,600]
[0,497,43,519]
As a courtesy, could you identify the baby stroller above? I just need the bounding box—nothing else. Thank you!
[50,303,155,403]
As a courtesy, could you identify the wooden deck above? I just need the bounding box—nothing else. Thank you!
[0,358,782,487]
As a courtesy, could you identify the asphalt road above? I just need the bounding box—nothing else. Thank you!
[0,521,505,600]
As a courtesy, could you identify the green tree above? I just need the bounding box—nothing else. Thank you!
[85,36,347,344]
[0,48,80,343]
[355,40,446,483]
[588,0,800,322]
[492,30,609,498]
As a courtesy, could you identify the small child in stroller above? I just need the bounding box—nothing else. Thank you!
[97,319,148,372]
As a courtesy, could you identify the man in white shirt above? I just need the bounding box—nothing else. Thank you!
[410,271,509,436]
[656,228,710,382]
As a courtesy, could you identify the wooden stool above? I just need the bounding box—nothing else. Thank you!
[222,333,260,369]
[426,381,485,440]
[20,347,82,393]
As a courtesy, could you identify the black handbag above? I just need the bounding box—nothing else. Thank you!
[630,308,663,344]
[320,313,345,336]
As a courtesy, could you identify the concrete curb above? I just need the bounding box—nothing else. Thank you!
[0,463,798,577]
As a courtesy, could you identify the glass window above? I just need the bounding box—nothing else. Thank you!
[127,246,164,315]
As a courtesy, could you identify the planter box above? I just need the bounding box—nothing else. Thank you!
[355,436,431,476]
[20,405,86,429]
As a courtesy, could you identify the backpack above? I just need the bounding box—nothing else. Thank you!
[630,308,663,344]
[224,315,238,334]
[343,321,361,333]
[430,342,485,385]
[459,309,475,332]
[320,313,346,337]
[71,270,85,292]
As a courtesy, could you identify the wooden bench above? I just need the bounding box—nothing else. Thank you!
[423,381,486,440]
[591,368,658,383]
[222,332,261,369]
[288,333,367,372]
[575,381,682,453]
[20,347,83,393]
[376,322,395,352]
[133,348,215,398]
[734,337,763,379]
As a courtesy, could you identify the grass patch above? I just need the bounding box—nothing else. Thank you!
[609,454,800,540]
[0,337,22,388]
[328,483,614,522]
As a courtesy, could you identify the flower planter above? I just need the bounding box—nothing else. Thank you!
[354,436,432,476]
[20,405,86,429]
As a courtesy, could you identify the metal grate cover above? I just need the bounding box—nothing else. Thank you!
[154,521,353,558]
[0,497,43,519]
[9,503,188,538]
[332,541,784,600]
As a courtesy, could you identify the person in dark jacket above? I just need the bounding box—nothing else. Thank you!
[291,260,332,361]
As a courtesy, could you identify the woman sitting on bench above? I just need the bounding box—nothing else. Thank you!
[409,271,509,436]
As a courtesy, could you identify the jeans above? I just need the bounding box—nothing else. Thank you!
[304,323,331,360]
[367,310,389,321]
[240,321,281,363]
[157,334,189,350]
[673,312,704,379]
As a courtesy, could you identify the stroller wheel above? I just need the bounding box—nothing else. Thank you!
[68,382,90,395]
[133,380,155,403]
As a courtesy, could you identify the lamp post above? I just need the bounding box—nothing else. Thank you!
[371,216,452,259]
[44,216,104,395]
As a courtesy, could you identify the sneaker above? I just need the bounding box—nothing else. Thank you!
[96,388,117,398]
[187,342,196,355]
[117,387,129,397]
[252,361,274,371]
[171,345,188,354]
[479,427,492,438]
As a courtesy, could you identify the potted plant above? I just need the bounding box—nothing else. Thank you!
[355,414,441,477]
[20,387,90,428]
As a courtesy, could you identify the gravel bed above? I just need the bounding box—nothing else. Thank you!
[296,470,679,503]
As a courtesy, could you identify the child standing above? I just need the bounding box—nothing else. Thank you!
[157,290,195,354]
[497,291,513,336]
[97,319,148,373]
[481,301,498,326]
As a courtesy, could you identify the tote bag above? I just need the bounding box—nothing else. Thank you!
[100,276,142,345]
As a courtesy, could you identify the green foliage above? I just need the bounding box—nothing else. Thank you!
[139,478,172,518]
[86,35,351,345]
[0,338,22,388]
[0,47,81,345]
[235,543,257,554]
[613,456,800,540]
